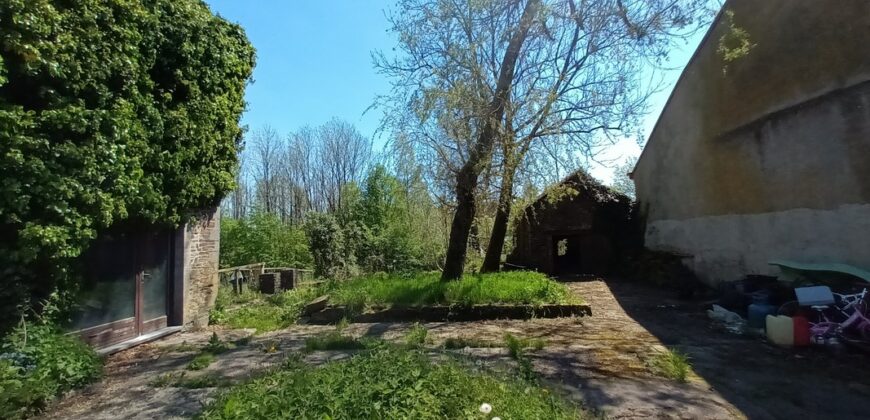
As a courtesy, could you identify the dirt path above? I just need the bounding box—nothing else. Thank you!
[41,280,870,419]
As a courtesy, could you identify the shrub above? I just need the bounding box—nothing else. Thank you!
[304,212,354,279]
[220,213,312,269]
[0,0,255,328]
[199,348,580,419]
[0,324,102,418]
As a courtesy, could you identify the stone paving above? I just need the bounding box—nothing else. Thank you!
[41,280,870,419]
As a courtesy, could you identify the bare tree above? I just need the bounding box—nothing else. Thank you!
[378,0,542,280]
[250,125,283,214]
[377,0,715,276]
[317,118,372,212]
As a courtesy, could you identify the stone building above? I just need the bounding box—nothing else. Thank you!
[69,207,221,351]
[632,0,870,285]
[507,171,634,276]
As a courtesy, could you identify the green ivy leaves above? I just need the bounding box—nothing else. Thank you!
[0,0,255,326]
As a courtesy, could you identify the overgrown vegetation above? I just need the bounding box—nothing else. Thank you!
[198,348,580,419]
[224,156,448,280]
[0,324,102,419]
[0,0,255,327]
[220,213,312,268]
[209,284,323,333]
[649,348,692,383]
[504,333,545,383]
[504,333,546,355]
[404,323,429,348]
[442,337,502,349]
[329,271,578,307]
[184,333,236,371]
[302,164,447,278]
[303,332,378,352]
[187,353,217,371]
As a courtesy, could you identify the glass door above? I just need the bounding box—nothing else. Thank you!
[70,229,173,347]
[71,233,138,347]
[138,231,171,334]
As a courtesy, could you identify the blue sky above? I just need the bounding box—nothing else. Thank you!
[205,1,706,182]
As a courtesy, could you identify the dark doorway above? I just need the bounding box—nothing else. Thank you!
[553,235,582,275]
[70,230,172,347]
[552,233,613,275]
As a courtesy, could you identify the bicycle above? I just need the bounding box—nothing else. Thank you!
[806,288,870,345]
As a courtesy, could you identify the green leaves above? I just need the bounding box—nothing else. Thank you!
[0,0,255,325]
[199,347,580,419]
[0,323,102,418]
[220,213,312,269]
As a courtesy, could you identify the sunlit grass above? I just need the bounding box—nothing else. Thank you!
[198,348,581,419]
[329,271,580,307]
[649,348,692,383]
[210,285,324,333]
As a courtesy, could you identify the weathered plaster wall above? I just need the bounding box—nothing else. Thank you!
[646,205,870,284]
[181,207,220,327]
[634,0,870,284]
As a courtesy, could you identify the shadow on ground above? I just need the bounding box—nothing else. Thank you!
[600,277,870,419]
[41,278,870,420]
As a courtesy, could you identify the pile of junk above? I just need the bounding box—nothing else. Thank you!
[708,261,870,352]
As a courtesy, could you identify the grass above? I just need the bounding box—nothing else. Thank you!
[210,284,323,333]
[198,348,580,419]
[329,271,579,308]
[648,348,692,383]
[187,352,217,371]
[303,331,379,352]
[185,334,238,371]
[503,333,545,383]
[504,333,546,356]
[404,323,429,347]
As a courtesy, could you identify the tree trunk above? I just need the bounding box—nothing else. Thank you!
[481,167,514,272]
[441,0,540,281]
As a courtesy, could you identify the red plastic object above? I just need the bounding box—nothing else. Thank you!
[793,316,811,347]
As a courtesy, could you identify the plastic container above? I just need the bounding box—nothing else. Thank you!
[750,290,771,305]
[748,303,777,329]
[793,316,811,346]
[766,315,794,346]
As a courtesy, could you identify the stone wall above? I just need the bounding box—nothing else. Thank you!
[633,0,870,285]
[180,207,220,327]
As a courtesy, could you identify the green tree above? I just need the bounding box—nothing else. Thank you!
[304,212,352,279]
[0,0,255,325]
[220,213,312,269]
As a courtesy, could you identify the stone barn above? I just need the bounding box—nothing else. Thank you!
[632,0,870,285]
[507,171,634,276]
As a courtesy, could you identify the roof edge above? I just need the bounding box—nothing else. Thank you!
[632,3,729,174]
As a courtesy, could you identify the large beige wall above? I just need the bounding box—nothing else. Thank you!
[634,0,870,284]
